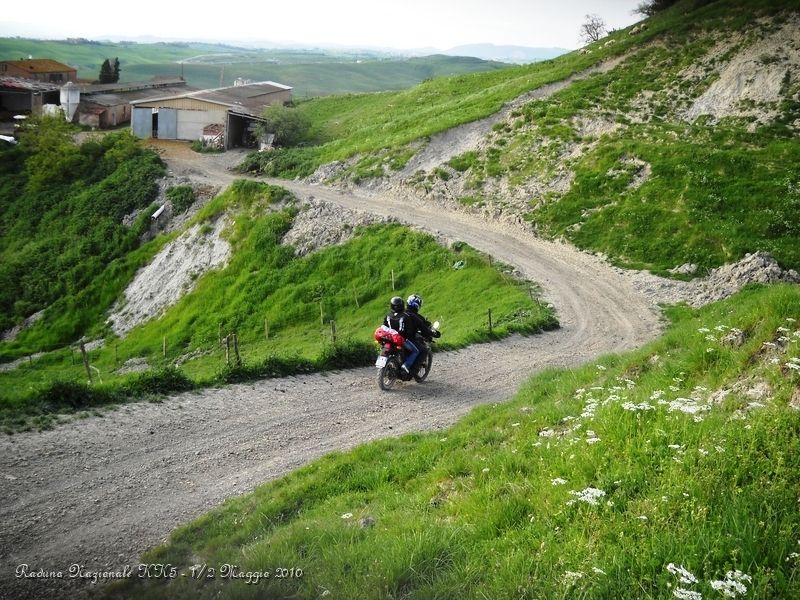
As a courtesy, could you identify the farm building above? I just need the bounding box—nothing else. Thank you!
[130,80,291,149]
[70,77,192,129]
[0,77,60,116]
[0,58,77,83]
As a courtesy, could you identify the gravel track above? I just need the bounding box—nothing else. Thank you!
[0,123,664,600]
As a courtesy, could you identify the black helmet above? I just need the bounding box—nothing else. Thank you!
[390,296,404,312]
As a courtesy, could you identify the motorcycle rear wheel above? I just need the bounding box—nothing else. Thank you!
[378,357,401,390]
[413,352,433,383]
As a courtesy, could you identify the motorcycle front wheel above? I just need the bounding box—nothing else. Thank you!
[413,352,433,383]
[378,357,401,391]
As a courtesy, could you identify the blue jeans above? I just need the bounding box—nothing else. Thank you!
[403,339,419,370]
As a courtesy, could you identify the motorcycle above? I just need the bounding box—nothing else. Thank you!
[375,321,440,391]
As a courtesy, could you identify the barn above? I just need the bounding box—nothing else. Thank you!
[129,80,292,149]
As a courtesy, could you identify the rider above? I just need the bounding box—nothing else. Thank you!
[403,293,440,367]
[383,296,419,374]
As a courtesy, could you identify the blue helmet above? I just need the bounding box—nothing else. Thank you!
[407,294,423,311]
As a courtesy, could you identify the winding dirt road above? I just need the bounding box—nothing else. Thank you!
[0,142,664,600]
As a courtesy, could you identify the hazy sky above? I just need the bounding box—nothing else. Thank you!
[2,1,643,50]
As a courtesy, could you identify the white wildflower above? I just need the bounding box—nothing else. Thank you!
[511,422,521,427]
[786,362,800,371]
[715,445,726,453]
[667,563,699,585]
[705,334,718,342]
[586,436,601,444]
[622,401,655,412]
[638,515,648,520]
[670,385,681,392]
[568,487,606,506]
[563,570,584,585]
[551,477,568,486]
[698,327,711,333]
[592,567,606,575]
[710,570,751,598]
[596,364,607,371]
[763,341,777,349]
[673,589,702,600]
[482,468,490,473]
[715,325,729,332]
[787,317,796,322]
[777,326,791,333]
[668,444,685,450]
[539,429,556,437]
[341,513,353,519]
[575,388,586,396]
[651,390,665,401]
[699,448,709,456]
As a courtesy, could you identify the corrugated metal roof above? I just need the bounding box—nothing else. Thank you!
[82,84,198,107]
[78,77,187,94]
[1,59,75,73]
[0,76,60,92]
[130,81,292,116]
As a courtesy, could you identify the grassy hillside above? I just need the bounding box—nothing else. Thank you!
[241,0,800,275]
[0,176,555,430]
[108,283,800,599]
[0,117,164,339]
[0,38,506,97]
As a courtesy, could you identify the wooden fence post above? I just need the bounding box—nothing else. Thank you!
[79,341,92,383]
[330,320,337,345]
[225,335,231,365]
[233,333,241,365]
[488,309,493,335]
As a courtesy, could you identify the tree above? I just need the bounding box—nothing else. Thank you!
[112,57,120,83]
[98,59,114,83]
[635,0,678,16]
[579,14,608,44]
[256,104,311,147]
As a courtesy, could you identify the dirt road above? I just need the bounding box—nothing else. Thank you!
[0,144,664,600]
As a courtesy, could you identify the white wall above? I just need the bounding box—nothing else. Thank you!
[177,109,227,141]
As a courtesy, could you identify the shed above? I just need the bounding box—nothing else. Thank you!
[0,59,77,84]
[0,77,60,116]
[129,80,292,149]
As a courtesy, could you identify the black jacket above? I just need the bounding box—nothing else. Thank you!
[403,310,436,340]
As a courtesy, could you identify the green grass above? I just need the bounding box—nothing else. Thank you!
[0,180,555,430]
[106,283,800,599]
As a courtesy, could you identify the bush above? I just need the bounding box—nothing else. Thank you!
[257,105,312,148]
[166,185,196,213]
[318,339,376,371]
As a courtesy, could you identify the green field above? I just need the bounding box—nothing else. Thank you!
[0,38,506,97]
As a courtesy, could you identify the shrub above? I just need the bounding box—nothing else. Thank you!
[166,185,196,213]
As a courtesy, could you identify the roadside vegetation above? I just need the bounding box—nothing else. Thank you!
[109,283,800,599]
